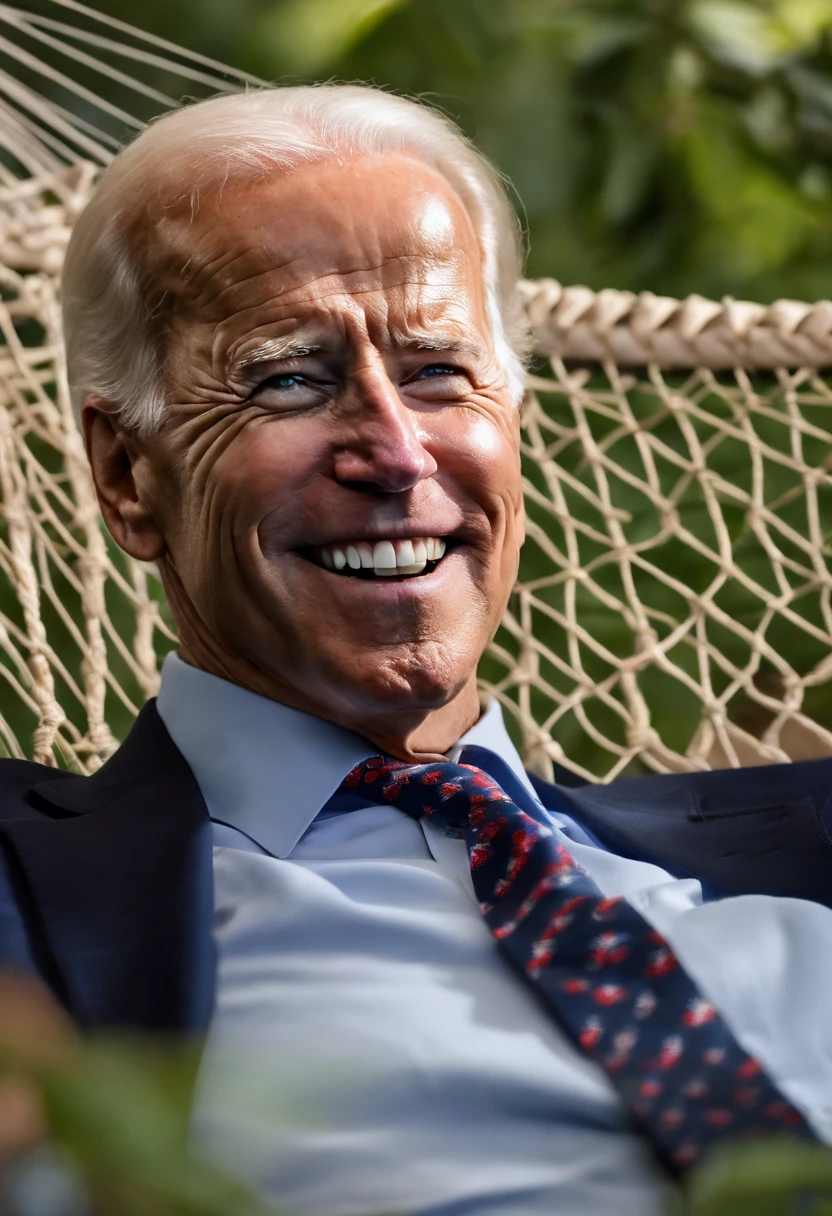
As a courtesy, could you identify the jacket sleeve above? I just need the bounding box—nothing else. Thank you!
[0,836,41,974]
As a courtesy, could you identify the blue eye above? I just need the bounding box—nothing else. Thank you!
[421,364,457,377]
[249,371,329,407]
[268,374,305,390]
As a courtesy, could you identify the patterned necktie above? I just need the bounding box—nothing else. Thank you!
[341,750,815,1174]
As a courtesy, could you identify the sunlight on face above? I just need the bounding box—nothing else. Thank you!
[136,156,525,731]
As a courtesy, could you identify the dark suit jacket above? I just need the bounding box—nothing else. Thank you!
[1,700,831,1036]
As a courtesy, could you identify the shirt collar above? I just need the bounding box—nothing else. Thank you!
[450,700,540,802]
[156,652,535,858]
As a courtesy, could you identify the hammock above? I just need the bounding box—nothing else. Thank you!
[1,0,831,781]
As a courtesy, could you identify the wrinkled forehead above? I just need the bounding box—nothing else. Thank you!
[126,155,487,335]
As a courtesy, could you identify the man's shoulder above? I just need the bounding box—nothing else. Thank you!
[531,752,832,812]
[528,752,832,904]
[0,756,76,818]
[0,701,199,822]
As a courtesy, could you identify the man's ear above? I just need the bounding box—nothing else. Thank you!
[81,395,166,562]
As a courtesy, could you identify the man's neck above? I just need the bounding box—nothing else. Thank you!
[356,678,483,762]
[175,643,483,764]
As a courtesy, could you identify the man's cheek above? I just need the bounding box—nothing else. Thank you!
[458,404,513,459]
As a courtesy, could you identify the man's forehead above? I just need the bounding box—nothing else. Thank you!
[134,155,480,313]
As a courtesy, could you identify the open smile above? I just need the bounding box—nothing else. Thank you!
[303,535,453,580]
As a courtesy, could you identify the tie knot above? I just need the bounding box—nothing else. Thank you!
[340,755,513,829]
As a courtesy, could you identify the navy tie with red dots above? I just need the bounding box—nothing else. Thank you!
[341,751,815,1174]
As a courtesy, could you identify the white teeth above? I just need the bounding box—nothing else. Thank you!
[373,540,397,569]
[395,539,416,567]
[318,536,447,576]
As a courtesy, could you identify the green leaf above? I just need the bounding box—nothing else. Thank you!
[788,64,832,118]
[680,103,819,276]
[37,1039,276,1216]
[686,1137,832,1216]
[689,0,832,74]
[771,0,832,49]
[600,120,661,226]
[249,0,412,74]
[524,6,651,67]
[689,1,788,73]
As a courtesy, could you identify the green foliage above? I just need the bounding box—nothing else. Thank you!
[2,1037,276,1215]
[59,0,832,303]
[684,1136,832,1215]
[252,0,410,73]
[6,1030,832,1216]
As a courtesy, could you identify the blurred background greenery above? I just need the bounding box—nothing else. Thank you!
[26,0,832,302]
[5,0,832,777]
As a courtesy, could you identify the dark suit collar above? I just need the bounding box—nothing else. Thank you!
[531,757,832,908]
[1,701,215,1034]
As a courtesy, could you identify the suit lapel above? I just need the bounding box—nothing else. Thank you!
[531,757,832,907]
[0,702,215,1034]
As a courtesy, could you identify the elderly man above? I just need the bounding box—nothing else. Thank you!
[1,84,832,1215]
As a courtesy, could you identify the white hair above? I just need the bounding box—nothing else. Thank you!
[62,84,529,434]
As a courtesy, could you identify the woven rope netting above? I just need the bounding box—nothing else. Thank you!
[1,2,831,780]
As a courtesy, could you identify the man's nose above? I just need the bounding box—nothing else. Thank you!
[332,372,439,493]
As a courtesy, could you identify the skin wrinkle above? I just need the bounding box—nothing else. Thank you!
[208,269,465,350]
[83,154,525,761]
[231,332,479,385]
[174,167,466,310]
[221,301,482,412]
[162,184,456,320]
[217,276,481,393]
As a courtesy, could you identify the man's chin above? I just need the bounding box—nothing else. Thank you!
[318,641,477,721]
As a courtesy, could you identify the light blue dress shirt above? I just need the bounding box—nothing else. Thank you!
[156,653,832,1216]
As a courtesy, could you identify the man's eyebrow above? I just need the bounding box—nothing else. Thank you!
[231,331,482,374]
[232,338,322,372]
[394,334,483,356]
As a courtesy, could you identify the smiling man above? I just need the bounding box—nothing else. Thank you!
[87,149,524,759]
[2,85,832,1216]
